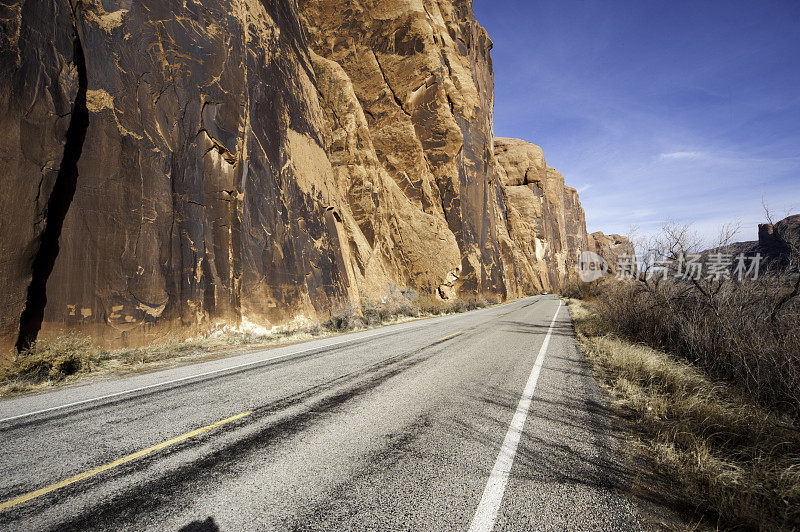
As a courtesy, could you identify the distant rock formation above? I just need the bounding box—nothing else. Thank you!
[0,0,596,351]
[493,138,588,292]
[587,232,636,275]
[720,214,800,271]
[758,215,800,267]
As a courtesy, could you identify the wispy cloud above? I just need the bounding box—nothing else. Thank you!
[659,151,704,160]
[476,1,800,245]
[576,184,593,193]
[631,208,656,220]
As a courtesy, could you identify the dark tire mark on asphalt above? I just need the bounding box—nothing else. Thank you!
[37,335,462,530]
[1,326,417,432]
[286,413,434,531]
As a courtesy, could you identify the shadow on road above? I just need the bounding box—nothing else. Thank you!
[451,369,689,521]
[496,320,576,339]
[179,516,219,531]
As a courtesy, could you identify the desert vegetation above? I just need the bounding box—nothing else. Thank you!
[590,273,800,417]
[567,216,800,529]
[322,290,500,332]
[591,217,799,417]
[571,300,799,529]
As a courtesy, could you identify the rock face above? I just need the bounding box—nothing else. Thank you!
[0,0,592,352]
[588,232,636,275]
[494,138,588,291]
[758,215,800,268]
[300,0,515,300]
[721,214,800,271]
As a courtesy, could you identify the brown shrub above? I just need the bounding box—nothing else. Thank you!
[561,279,605,299]
[592,274,800,418]
[571,299,800,530]
[1,335,95,384]
[323,303,366,331]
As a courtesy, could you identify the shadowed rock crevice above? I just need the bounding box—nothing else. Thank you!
[0,0,595,351]
[16,23,89,352]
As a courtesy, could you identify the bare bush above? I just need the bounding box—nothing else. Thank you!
[465,293,500,310]
[324,290,498,331]
[594,272,800,418]
[561,279,604,300]
[582,216,800,417]
[323,303,366,331]
[571,299,800,529]
[415,295,459,315]
[1,335,95,384]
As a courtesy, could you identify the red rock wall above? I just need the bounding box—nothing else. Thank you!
[0,0,593,352]
[494,138,589,292]
[588,232,636,275]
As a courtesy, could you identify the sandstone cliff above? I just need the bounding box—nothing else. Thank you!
[494,137,588,292]
[0,0,592,352]
[588,232,636,275]
[714,214,800,271]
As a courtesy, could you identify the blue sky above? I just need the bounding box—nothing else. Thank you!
[474,0,800,243]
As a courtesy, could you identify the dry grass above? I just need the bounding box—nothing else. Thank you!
[568,298,800,530]
[322,292,500,332]
[1,292,502,397]
[0,335,96,388]
[0,329,314,397]
[589,275,800,419]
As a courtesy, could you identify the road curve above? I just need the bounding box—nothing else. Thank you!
[0,296,642,531]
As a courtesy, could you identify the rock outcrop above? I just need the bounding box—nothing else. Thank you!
[718,214,800,271]
[758,215,800,269]
[588,232,636,275]
[0,0,593,352]
[493,138,588,292]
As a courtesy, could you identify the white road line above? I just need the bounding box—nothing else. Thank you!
[468,300,562,532]
[0,300,525,425]
[0,327,401,425]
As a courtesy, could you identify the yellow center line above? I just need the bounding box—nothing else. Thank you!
[0,411,252,513]
[436,331,462,342]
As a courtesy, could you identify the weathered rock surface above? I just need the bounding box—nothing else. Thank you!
[494,138,588,292]
[0,0,594,352]
[588,232,636,275]
[3,0,365,351]
[300,0,514,299]
[718,214,800,271]
[758,215,800,268]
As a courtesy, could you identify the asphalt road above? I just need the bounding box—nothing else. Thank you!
[0,296,643,531]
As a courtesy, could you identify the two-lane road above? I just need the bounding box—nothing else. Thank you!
[0,296,642,530]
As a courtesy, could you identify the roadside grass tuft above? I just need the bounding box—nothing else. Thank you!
[323,293,501,332]
[1,292,505,396]
[568,298,800,530]
[1,334,96,384]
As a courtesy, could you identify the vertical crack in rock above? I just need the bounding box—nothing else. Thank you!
[16,23,89,352]
[0,0,599,350]
[372,51,411,118]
